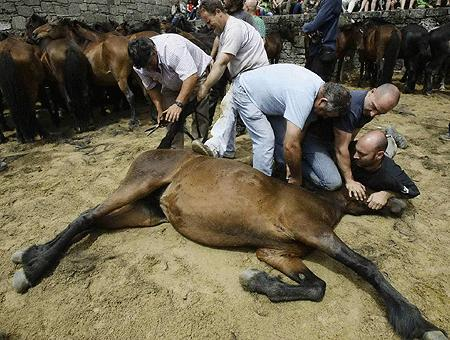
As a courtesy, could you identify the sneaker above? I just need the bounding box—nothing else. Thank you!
[385,126,408,149]
[192,139,218,158]
[223,151,235,159]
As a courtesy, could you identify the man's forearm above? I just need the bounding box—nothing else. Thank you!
[335,147,354,182]
[203,62,227,95]
[147,88,163,114]
[176,74,199,105]
[285,144,302,183]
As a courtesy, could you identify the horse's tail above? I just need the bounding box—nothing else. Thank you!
[0,51,36,142]
[63,44,92,130]
[381,28,401,85]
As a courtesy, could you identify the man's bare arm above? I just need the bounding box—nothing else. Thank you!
[334,127,366,200]
[197,52,233,101]
[284,121,304,186]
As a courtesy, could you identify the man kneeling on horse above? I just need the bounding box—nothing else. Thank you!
[128,34,213,148]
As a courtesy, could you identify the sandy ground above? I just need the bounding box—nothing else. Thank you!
[0,80,449,340]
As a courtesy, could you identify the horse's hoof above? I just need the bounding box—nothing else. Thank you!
[13,269,31,294]
[239,269,264,292]
[423,330,447,340]
[11,249,25,264]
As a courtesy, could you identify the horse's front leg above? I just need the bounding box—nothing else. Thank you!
[240,247,326,303]
[308,231,446,340]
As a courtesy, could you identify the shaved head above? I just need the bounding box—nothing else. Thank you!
[373,83,400,112]
[354,130,387,169]
[358,130,388,152]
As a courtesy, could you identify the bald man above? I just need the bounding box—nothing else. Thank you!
[302,83,401,197]
[351,130,419,210]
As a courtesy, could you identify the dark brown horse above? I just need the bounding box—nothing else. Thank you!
[0,33,48,142]
[11,150,446,340]
[335,23,364,82]
[265,22,297,64]
[27,16,93,132]
[358,19,401,87]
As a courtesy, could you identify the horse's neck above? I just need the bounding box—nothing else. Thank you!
[74,26,103,43]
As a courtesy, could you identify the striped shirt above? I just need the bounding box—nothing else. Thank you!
[134,34,212,92]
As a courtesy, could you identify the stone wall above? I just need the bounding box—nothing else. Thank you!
[263,8,450,64]
[0,0,173,31]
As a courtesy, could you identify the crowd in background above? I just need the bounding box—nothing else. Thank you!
[171,0,448,20]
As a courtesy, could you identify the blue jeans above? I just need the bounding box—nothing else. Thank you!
[233,78,286,176]
[302,133,342,190]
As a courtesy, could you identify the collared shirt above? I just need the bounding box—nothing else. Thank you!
[134,34,212,92]
[219,16,268,79]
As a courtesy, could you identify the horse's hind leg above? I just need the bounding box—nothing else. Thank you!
[117,76,137,129]
[309,231,446,339]
[11,151,184,293]
[240,248,326,303]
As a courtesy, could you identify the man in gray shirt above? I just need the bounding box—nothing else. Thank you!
[193,0,268,158]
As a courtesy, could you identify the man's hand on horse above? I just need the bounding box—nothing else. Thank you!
[162,104,183,123]
[197,84,209,102]
[345,179,366,201]
[367,191,391,210]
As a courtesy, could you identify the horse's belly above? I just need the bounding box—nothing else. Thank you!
[159,168,297,250]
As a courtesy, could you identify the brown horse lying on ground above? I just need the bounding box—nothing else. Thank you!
[11,150,446,340]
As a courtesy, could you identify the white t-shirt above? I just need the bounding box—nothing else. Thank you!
[240,64,325,129]
[219,16,268,79]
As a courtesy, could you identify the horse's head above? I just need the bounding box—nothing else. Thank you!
[115,21,129,35]
[25,14,48,42]
[32,19,72,43]
[329,186,407,218]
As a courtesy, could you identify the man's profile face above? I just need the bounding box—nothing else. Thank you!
[353,140,378,168]
[199,9,222,32]
[363,88,395,118]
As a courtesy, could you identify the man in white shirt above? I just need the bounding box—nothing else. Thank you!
[128,34,212,148]
[234,64,350,184]
[192,0,269,158]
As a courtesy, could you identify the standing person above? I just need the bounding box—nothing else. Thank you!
[192,0,269,158]
[302,83,403,196]
[245,0,267,40]
[128,34,212,148]
[302,0,341,81]
[233,64,350,183]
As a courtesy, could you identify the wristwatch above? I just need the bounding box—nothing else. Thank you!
[175,100,184,108]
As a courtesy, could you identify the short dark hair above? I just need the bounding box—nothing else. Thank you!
[128,37,157,69]
[322,83,351,117]
[198,0,225,13]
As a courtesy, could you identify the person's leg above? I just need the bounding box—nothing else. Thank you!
[233,81,275,176]
[191,76,211,142]
[347,0,358,12]
[162,88,184,148]
[302,133,342,190]
[204,87,237,157]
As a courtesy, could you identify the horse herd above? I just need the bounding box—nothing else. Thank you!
[0,14,449,145]
[335,18,450,92]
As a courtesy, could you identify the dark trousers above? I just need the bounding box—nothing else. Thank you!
[305,53,337,82]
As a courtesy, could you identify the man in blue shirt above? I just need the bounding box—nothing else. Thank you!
[302,0,341,81]
[302,83,401,199]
